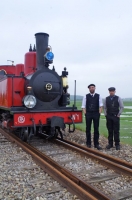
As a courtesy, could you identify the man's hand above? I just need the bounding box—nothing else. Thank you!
[99,107,102,114]
[82,108,86,115]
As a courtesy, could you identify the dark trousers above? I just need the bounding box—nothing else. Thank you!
[85,112,100,147]
[106,115,120,146]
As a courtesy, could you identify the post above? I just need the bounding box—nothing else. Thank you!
[74,80,76,108]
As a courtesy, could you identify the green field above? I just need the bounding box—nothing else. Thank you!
[70,101,132,146]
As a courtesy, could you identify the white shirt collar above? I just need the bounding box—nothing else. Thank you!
[90,93,95,96]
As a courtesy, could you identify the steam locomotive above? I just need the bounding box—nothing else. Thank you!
[0,32,82,141]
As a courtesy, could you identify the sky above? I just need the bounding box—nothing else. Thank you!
[0,0,132,98]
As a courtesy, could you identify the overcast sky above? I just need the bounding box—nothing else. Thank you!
[1,0,132,98]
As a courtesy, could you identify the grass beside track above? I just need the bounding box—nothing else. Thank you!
[69,101,132,146]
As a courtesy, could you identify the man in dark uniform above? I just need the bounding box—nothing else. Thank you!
[103,87,124,150]
[82,84,103,150]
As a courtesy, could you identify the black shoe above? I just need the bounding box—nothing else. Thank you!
[95,145,102,150]
[106,144,113,149]
[86,144,91,148]
[116,145,120,150]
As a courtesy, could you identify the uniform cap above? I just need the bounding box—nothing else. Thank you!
[88,84,95,88]
[108,87,115,91]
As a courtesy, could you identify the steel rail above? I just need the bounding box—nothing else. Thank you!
[0,128,111,200]
[55,138,132,176]
[60,138,132,169]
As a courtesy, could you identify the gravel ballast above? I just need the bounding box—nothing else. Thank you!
[63,129,132,163]
[0,133,79,200]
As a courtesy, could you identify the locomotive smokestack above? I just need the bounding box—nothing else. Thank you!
[35,32,49,70]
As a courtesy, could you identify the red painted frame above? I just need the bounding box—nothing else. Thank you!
[14,110,82,127]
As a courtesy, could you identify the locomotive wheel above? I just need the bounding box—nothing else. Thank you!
[20,128,28,142]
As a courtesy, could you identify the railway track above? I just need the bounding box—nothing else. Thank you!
[55,138,132,175]
[1,128,132,200]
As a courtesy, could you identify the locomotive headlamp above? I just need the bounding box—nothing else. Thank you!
[45,51,54,61]
[23,95,36,109]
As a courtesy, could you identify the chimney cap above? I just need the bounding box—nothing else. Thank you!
[35,32,49,37]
